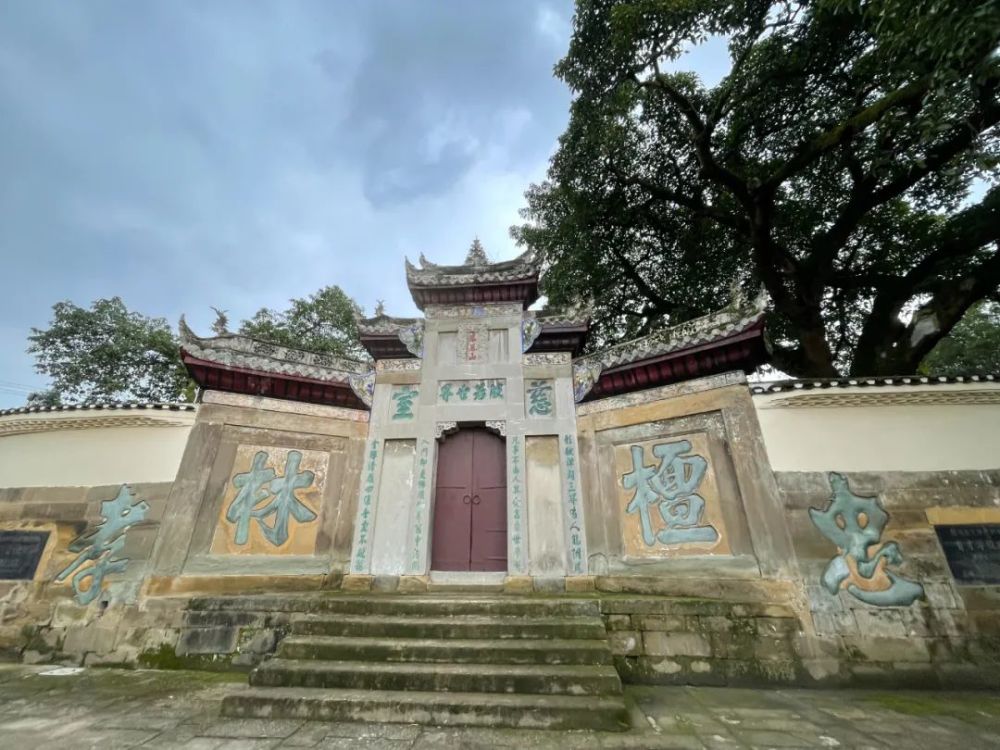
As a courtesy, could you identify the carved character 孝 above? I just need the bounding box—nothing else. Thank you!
[809,472,924,607]
[622,439,719,548]
[55,485,149,605]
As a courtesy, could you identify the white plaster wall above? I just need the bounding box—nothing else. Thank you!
[754,385,1000,472]
[0,424,193,487]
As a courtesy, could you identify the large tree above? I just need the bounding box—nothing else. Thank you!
[238,286,366,360]
[27,286,366,406]
[514,0,1000,375]
[27,298,192,405]
[919,301,1000,376]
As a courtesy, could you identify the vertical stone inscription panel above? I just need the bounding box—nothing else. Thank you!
[526,436,567,576]
[370,439,417,576]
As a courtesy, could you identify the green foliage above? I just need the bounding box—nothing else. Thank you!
[919,302,1000,376]
[515,0,1000,375]
[26,286,367,407]
[238,286,366,360]
[27,298,192,404]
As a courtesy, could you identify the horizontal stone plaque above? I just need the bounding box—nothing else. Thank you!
[0,530,50,580]
[935,524,1000,585]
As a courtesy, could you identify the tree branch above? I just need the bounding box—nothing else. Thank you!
[763,76,933,193]
[636,69,751,204]
[812,96,1000,275]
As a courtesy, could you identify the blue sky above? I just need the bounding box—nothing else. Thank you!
[0,2,730,407]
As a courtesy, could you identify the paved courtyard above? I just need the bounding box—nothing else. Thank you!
[0,664,998,749]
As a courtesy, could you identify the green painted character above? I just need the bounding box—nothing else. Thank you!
[457,383,471,400]
[622,440,718,547]
[225,451,276,545]
[55,485,149,605]
[251,450,316,547]
[527,379,553,416]
[225,450,317,547]
[392,385,419,420]
[810,473,924,606]
[473,381,487,400]
[489,380,504,399]
[439,383,454,402]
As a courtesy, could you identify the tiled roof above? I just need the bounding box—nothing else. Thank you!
[575,287,768,374]
[404,247,540,287]
[179,316,370,383]
[0,402,196,417]
[750,374,998,394]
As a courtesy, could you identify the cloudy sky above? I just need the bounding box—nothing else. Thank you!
[0,1,728,407]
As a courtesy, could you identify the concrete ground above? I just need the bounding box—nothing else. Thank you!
[1,665,998,749]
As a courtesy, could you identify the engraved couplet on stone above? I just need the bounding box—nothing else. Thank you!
[211,445,328,556]
[615,433,729,558]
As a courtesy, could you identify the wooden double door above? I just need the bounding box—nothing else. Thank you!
[430,428,508,572]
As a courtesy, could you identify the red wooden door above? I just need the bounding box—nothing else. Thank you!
[430,428,507,572]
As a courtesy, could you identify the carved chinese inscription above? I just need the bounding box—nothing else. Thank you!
[0,531,49,580]
[616,434,729,558]
[211,446,327,556]
[526,379,554,417]
[811,473,924,606]
[352,440,380,572]
[55,485,148,604]
[458,323,488,363]
[391,384,419,420]
[438,379,504,403]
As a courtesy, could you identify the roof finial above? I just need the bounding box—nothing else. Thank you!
[465,237,489,266]
[374,299,386,317]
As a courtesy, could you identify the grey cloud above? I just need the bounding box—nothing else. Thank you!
[335,1,571,205]
[0,0,574,406]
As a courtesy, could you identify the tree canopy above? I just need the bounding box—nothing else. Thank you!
[514,0,1000,376]
[27,285,366,406]
[27,298,192,405]
[919,301,1000,376]
[238,286,366,360]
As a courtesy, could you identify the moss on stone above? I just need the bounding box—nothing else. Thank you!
[137,643,247,673]
[864,692,1000,721]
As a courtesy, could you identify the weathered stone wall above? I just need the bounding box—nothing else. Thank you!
[0,481,172,663]
[1,391,369,666]
[780,469,1000,689]
[146,391,368,594]
[576,372,796,581]
[602,594,805,686]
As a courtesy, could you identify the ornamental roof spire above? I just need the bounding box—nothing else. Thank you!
[464,237,489,266]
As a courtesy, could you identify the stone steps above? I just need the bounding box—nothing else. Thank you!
[251,659,622,695]
[190,593,600,618]
[223,686,628,730]
[290,613,608,640]
[220,595,627,731]
[277,635,613,665]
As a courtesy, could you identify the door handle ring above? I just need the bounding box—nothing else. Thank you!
[471,495,481,505]
[462,495,471,505]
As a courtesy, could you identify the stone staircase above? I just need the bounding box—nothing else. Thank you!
[219,594,628,730]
